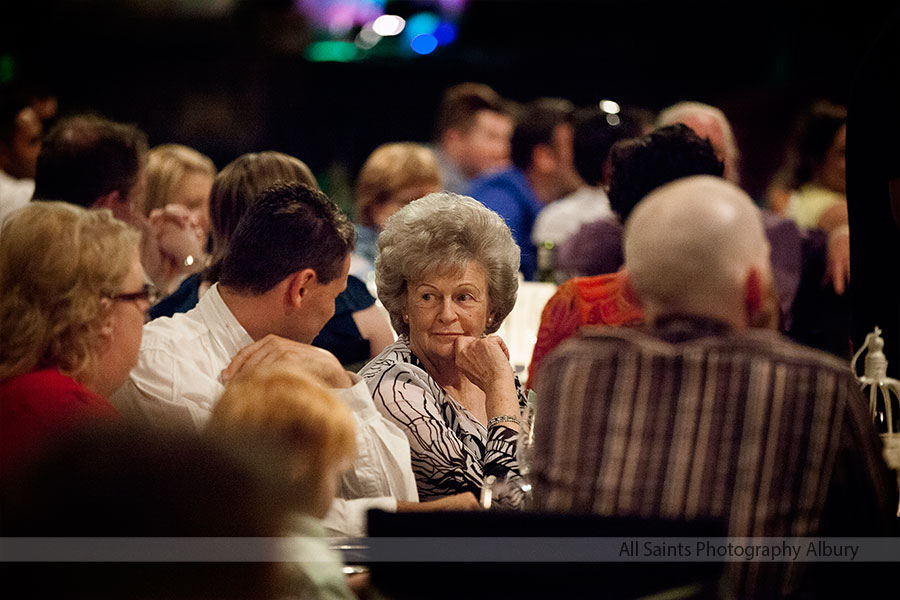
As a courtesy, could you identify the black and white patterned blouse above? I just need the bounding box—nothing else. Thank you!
[359,338,527,509]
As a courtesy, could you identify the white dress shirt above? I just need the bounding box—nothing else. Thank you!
[531,185,614,247]
[112,283,418,536]
[0,170,34,228]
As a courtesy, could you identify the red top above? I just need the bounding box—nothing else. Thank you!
[527,270,645,389]
[0,368,118,480]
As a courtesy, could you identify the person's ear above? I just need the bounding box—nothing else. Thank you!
[531,143,557,174]
[619,268,643,308]
[95,297,116,347]
[744,266,764,322]
[287,268,317,309]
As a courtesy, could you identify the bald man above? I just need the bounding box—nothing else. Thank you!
[531,176,897,599]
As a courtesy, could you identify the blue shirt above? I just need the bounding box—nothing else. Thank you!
[467,167,542,280]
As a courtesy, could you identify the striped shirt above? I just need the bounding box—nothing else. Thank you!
[532,316,898,597]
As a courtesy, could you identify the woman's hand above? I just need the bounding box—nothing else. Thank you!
[455,335,519,420]
[454,335,512,391]
[142,205,206,295]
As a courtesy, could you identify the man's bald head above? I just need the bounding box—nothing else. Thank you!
[624,175,772,327]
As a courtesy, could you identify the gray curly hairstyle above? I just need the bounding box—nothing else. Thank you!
[375,192,520,337]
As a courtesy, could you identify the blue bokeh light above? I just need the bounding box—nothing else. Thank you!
[410,33,439,55]
[433,22,456,45]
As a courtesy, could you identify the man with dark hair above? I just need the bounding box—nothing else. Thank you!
[433,82,513,194]
[113,183,421,536]
[468,97,582,280]
[0,93,41,224]
[31,113,204,296]
[531,105,648,250]
[33,114,148,220]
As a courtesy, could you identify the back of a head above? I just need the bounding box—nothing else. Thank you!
[0,202,139,381]
[207,151,319,282]
[435,82,506,138]
[624,175,769,321]
[143,143,216,216]
[207,365,357,515]
[572,105,647,187]
[510,97,575,170]
[218,183,355,295]
[33,114,147,208]
[656,101,740,184]
[1,422,287,599]
[608,124,724,222]
[787,99,847,187]
[355,142,442,228]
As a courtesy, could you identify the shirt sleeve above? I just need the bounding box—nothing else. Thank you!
[368,365,522,507]
[110,348,218,431]
[320,496,397,538]
[330,376,419,503]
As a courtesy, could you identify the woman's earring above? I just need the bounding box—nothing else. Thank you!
[402,312,409,323]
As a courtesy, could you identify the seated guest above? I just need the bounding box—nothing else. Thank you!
[556,123,725,279]
[0,202,144,479]
[656,100,742,185]
[532,176,898,599]
[32,113,205,297]
[530,124,725,387]
[351,142,442,290]
[531,104,645,254]
[149,150,317,317]
[143,143,216,241]
[431,82,513,195]
[765,99,848,231]
[0,93,41,225]
[360,193,526,509]
[149,150,394,369]
[534,122,851,388]
[207,365,358,600]
[468,98,582,280]
[114,183,470,537]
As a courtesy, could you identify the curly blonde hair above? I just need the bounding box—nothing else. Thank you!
[376,192,520,337]
[0,202,140,382]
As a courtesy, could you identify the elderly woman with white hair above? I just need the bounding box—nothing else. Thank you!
[359,193,526,509]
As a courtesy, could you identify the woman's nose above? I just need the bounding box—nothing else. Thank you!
[437,298,457,322]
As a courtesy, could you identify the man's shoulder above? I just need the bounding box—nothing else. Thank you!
[139,305,207,351]
[561,326,853,374]
[467,167,528,197]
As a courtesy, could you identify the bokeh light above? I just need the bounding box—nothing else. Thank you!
[372,14,405,36]
[433,22,456,45]
[410,33,438,55]
[599,99,621,114]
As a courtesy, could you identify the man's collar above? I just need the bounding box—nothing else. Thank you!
[651,314,734,344]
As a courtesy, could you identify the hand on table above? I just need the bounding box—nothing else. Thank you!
[223,334,353,388]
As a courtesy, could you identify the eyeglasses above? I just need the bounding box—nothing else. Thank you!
[108,283,159,306]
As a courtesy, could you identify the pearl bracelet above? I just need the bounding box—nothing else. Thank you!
[487,415,521,428]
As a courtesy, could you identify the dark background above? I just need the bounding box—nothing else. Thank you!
[2,0,894,206]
